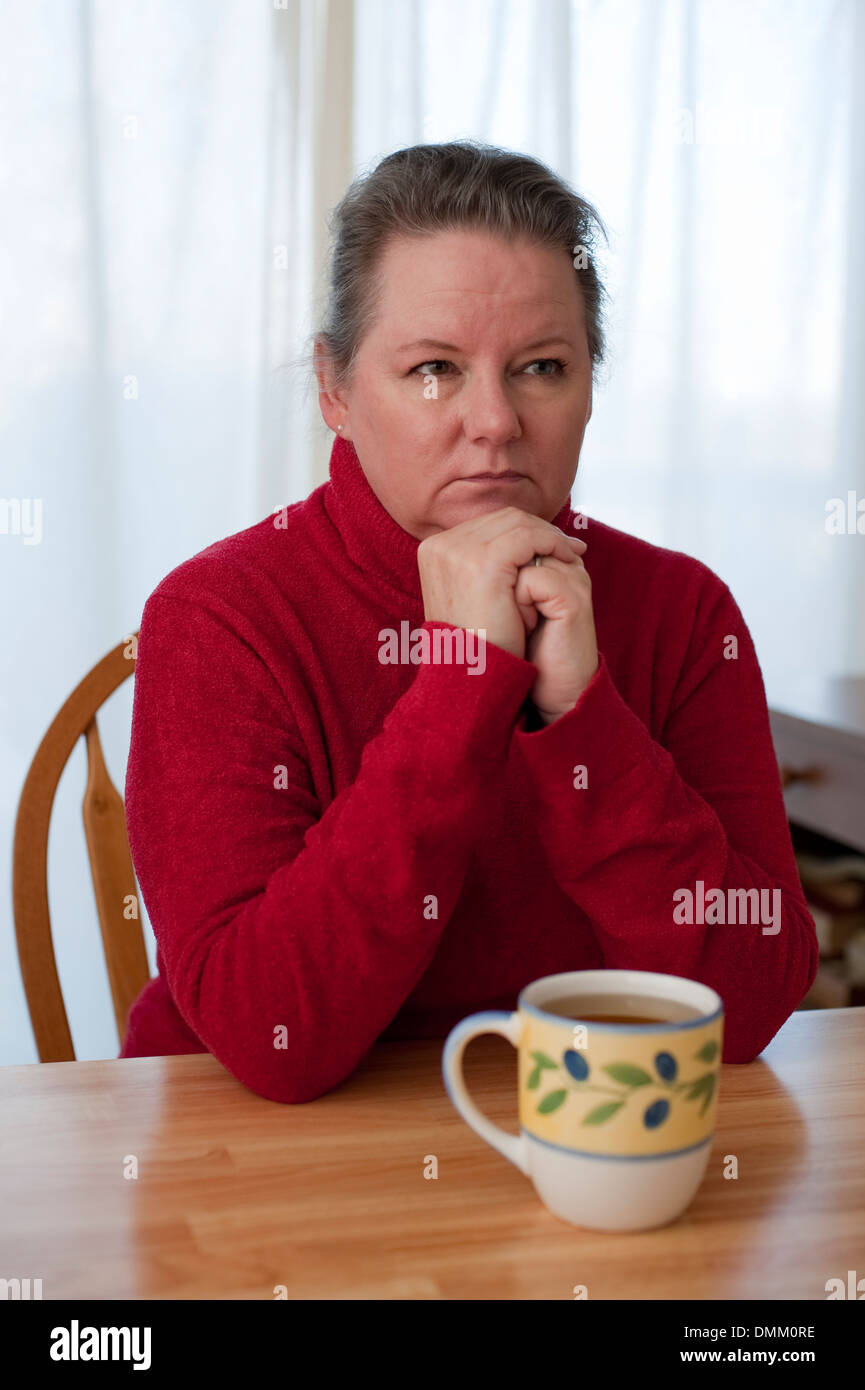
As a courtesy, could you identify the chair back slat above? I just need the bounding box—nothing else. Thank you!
[12,633,147,1061]
[82,717,151,1047]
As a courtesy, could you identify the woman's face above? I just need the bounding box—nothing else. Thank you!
[316,227,593,539]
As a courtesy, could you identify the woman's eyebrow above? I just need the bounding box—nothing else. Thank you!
[395,336,575,353]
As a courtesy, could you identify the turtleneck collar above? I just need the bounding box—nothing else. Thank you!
[322,433,576,603]
[324,435,426,602]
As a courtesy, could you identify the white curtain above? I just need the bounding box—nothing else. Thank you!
[2,0,862,1064]
[354,0,865,691]
[0,0,351,1062]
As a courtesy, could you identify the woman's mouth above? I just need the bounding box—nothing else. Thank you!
[458,471,529,482]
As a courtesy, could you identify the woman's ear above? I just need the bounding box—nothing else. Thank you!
[314,337,348,434]
[585,385,593,424]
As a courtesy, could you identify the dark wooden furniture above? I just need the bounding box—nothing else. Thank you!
[769,676,865,854]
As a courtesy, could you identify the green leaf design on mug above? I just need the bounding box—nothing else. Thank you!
[532,1039,720,1123]
[530,1051,558,1070]
[582,1101,625,1125]
[684,1072,716,1115]
[537,1089,568,1114]
[603,1063,652,1087]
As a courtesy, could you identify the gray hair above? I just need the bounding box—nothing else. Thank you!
[315,140,610,392]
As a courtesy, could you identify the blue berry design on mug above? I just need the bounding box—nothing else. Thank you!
[563,1049,589,1081]
[654,1050,677,1080]
[530,1039,719,1122]
[643,1098,670,1128]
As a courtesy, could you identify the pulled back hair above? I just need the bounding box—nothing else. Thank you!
[315,140,609,390]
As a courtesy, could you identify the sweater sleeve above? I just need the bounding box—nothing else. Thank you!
[512,576,819,1064]
[124,593,536,1103]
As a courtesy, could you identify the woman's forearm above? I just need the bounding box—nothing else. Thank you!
[513,597,819,1063]
[126,596,536,1103]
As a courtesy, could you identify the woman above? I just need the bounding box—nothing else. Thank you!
[119,141,817,1102]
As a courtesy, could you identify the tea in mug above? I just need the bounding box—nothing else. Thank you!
[541,994,704,1025]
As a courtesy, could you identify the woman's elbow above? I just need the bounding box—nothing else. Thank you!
[722,910,819,1064]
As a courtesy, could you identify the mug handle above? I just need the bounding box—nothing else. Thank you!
[442,1011,529,1175]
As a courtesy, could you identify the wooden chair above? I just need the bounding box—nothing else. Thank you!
[12,632,151,1062]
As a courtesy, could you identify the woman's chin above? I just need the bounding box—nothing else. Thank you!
[430,491,547,531]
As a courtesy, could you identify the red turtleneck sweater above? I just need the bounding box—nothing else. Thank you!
[119,436,817,1101]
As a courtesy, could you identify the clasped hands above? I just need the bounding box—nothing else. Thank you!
[417,506,599,726]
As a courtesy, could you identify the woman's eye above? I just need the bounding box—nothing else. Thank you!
[525,358,567,376]
[411,357,566,378]
[413,360,453,375]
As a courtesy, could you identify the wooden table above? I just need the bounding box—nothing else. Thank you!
[1,1008,863,1300]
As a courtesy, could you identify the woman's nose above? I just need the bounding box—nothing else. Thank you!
[460,372,522,444]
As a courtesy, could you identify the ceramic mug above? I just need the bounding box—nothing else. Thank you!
[442,969,724,1231]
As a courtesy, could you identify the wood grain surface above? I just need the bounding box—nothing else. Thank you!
[1,1008,862,1300]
